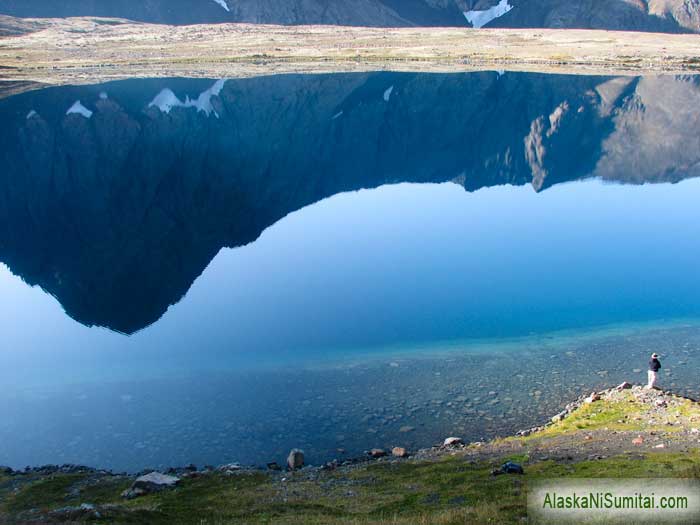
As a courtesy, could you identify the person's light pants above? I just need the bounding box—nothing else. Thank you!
[647,370,658,389]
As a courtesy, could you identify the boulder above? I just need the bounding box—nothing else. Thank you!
[584,392,601,403]
[501,462,524,474]
[217,463,242,474]
[287,449,305,470]
[391,447,408,458]
[443,437,463,447]
[121,472,180,499]
[551,410,567,423]
[492,462,524,476]
[632,436,644,446]
[616,381,633,390]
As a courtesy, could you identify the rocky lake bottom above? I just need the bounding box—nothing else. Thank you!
[3,320,700,473]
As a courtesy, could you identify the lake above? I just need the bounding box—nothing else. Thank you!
[1,72,699,471]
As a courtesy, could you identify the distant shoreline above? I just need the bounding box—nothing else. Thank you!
[0,17,699,93]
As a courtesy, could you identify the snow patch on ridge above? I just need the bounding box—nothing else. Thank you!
[464,0,513,29]
[148,80,227,118]
[212,0,230,12]
[66,101,93,119]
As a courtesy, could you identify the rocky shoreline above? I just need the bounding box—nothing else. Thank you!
[3,381,700,523]
[4,382,697,508]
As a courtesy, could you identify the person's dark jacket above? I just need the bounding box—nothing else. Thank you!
[649,358,661,372]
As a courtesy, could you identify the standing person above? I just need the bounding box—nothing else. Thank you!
[646,353,661,389]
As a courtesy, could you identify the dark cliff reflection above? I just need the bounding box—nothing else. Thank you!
[0,72,699,333]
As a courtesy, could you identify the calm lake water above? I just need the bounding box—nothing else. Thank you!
[0,72,699,471]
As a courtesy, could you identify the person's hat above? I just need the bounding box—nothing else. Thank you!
[651,353,659,358]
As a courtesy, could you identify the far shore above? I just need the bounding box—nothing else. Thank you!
[0,16,699,94]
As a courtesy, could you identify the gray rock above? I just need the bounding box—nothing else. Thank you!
[121,472,180,499]
[443,437,463,447]
[216,463,242,475]
[287,449,305,470]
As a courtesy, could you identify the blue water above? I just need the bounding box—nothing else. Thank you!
[2,178,700,385]
[1,72,700,470]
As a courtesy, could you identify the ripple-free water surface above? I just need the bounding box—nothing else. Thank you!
[1,72,699,470]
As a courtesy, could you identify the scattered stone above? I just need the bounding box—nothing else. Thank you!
[399,425,415,433]
[616,382,632,390]
[287,449,305,470]
[217,463,242,473]
[585,392,601,403]
[266,462,281,471]
[443,437,463,447]
[392,447,409,458]
[369,448,387,458]
[122,472,180,499]
[654,444,666,449]
[584,435,593,441]
[632,436,644,446]
[551,411,567,423]
[322,460,338,470]
[49,504,101,520]
[492,462,524,476]
[422,493,441,505]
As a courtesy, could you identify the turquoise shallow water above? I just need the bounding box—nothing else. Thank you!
[1,72,700,470]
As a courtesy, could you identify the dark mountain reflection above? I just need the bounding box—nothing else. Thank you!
[0,72,698,334]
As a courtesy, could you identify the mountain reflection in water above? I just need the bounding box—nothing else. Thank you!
[1,72,700,471]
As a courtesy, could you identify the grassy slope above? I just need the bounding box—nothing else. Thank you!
[2,389,700,524]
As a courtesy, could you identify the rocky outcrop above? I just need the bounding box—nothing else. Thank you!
[0,72,698,333]
[121,472,180,499]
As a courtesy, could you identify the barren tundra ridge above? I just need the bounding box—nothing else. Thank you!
[0,16,699,93]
